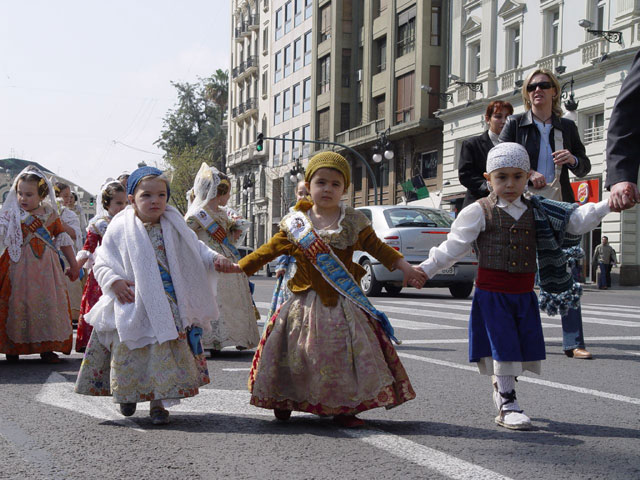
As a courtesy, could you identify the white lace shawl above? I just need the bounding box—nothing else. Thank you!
[58,206,82,252]
[184,163,222,221]
[86,205,220,350]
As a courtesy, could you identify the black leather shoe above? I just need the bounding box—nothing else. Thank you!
[119,403,137,416]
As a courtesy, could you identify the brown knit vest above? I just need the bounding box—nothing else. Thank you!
[476,195,537,273]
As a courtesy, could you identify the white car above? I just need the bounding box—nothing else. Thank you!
[354,205,478,298]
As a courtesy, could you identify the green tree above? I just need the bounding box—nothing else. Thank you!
[156,69,228,213]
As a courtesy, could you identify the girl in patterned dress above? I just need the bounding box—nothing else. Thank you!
[185,164,260,353]
[75,167,240,425]
[75,180,127,352]
[238,152,425,428]
[0,166,80,364]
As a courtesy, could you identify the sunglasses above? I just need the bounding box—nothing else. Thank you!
[526,81,553,92]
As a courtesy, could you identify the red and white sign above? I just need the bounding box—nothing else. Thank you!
[570,179,600,204]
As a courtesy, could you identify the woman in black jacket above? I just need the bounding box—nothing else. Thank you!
[501,68,593,360]
[458,100,513,208]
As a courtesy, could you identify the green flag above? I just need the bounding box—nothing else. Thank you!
[402,176,429,200]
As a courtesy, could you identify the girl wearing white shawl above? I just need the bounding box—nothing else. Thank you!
[0,166,80,364]
[185,163,260,353]
[75,167,240,425]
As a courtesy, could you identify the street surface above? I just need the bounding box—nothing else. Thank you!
[1,276,639,480]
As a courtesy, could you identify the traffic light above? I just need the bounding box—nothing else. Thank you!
[256,133,264,152]
[89,197,95,206]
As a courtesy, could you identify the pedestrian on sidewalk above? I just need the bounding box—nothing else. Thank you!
[75,166,240,425]
[237,152,423,428]
[593,236,617,290]
[415,143,612,431]
[0,166,80,364]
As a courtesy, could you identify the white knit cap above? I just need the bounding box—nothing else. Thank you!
[486,142,530,174]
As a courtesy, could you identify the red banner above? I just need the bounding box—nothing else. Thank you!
[570,179,600,204]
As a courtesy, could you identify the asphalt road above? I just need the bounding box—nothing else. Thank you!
[1,276,639,480]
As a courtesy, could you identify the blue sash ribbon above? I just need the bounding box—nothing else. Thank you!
[192,209,241,259]
[22,212,65,269]
[284,211,400,344]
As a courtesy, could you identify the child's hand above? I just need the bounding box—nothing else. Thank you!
[65,265,80,282]
[403,265,427,289]
[214,256,243,273]
[112,279,135,304]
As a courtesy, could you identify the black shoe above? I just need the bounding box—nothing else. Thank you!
[119,403,137,417]
[5,355,19,363]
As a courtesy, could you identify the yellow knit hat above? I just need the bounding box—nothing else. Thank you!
[305,151,351,186]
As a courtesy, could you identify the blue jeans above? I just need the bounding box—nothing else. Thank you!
[598,262,612,288]
[561,306,585,351]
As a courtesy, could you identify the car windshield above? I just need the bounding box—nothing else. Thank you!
[384,207,453,228]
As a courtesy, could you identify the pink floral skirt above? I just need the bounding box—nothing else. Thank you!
[248,291,415,415]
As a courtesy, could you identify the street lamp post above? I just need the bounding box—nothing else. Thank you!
[372,127,394,205]
[242,174,254,248]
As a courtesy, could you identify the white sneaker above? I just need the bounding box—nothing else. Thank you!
[495,409,533,430]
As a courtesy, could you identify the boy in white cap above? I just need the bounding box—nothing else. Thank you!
[414,142,611,430]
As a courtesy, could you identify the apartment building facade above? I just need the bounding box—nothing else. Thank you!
[440,0,640,284]
[310,0,447,207]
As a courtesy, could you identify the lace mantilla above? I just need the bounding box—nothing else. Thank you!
[280,202,370,250]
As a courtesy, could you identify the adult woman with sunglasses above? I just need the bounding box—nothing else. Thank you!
[500,68,593,360]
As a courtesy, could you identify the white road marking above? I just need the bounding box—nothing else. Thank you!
[623,350,640,356]
[400,336,640,345]
[221,368,251,372]
[398,353,640,405]
[344,429,512,480]
[35,373,514,478]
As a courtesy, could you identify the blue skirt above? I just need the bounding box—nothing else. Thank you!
[469,288,546,363]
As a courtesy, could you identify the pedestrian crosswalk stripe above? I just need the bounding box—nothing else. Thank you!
[400,336,640,345]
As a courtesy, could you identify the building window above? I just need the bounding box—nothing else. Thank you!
[468,42,481,80]
[342,49,351,87]
[374,0,388,18]
[373,95,385,120]
[260,169,266,198]
[507,26,521,70]
[261,115,267,137]
[293,37,303,72]
[294,0,303,27]
[284,44,292,78]
[274,93,281,125]
[262,28,269,55]
[317,108,330,141]
[318,55,331,94]
[283,88,291,121]
[595,0,606,30]
[395,71,415,124]
[305,0,312,19]
[397,6,416,57]
[275,8,283,40]
[340,103,350,132]
[420,151,439,179]
[304,30,312,65]
[320,4,331,43]
[284,1,293,34]
[545,8,560,55]
[431,2,441,46]
[375,37,387,73]
[293,83,301,117]
[282,131,290,164]
[274,50,283,82]
[302,124,311,157]
[261,71,268,97]
[584,112,605,144]
[353,163,362,192]
[303,77,311,112]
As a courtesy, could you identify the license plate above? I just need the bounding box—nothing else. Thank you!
[439,267,455,275]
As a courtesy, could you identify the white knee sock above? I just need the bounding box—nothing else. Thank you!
[494,375,522,411]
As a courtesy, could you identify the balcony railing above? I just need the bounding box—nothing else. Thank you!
[247,14,259,30]
[335,119,385,144]
[232,55,258,79]
[581,39,608,64]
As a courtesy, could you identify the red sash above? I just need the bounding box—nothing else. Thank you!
[475,268,535,294]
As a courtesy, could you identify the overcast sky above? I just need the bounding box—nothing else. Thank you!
[1,0,230,193]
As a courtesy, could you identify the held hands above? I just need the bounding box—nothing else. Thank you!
[65,265,80,282]
[552,149,577,167]
[112,279,135,304]
[529,170,547,189]
[394,259,427,289]
[214,256,243,273]
[608,181,640,212]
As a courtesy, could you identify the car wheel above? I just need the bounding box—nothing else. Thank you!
[385,285,403,295]
[266,265,272,277]
[360,259,383,296]
[449,283,474,299]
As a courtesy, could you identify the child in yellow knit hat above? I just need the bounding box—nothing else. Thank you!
[238,151,425,428]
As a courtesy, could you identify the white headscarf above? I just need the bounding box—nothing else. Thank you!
[0,165,58,262]
[184,162,222,220]
[486,142,531,174]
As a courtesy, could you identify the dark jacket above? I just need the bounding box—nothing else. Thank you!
[606,48,640,188]
[499,110,591,203]
[458,131,495,208]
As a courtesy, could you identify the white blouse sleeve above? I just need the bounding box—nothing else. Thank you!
[419,202,485,279]
[567,201,611,235]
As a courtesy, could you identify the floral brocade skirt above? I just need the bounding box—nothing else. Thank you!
[75,330,210,404]
[248,291,415,415]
